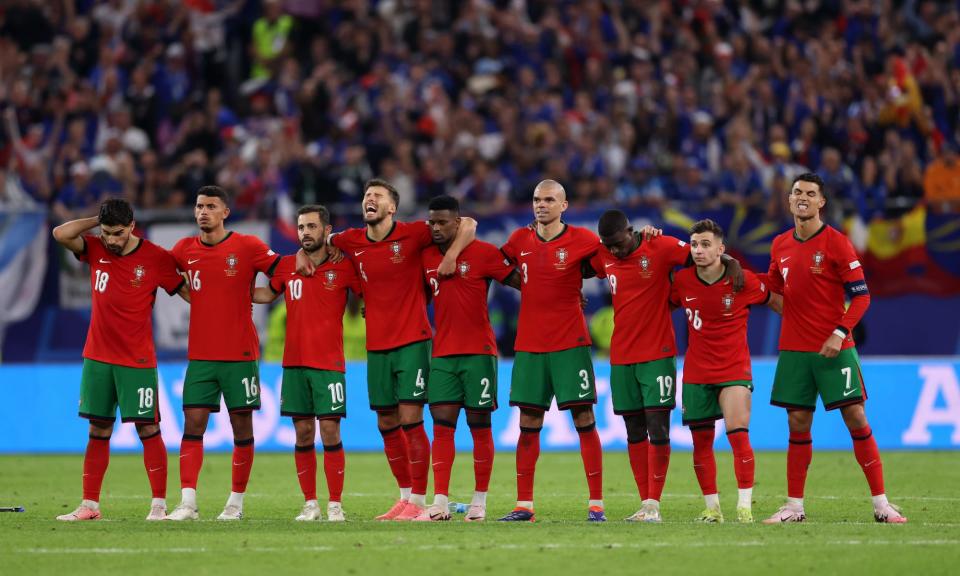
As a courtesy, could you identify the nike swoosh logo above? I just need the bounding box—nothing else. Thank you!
[330,405,344,411]
[864,459,877,467]
[234,461,247,467]
[659,397,671,403]
[653,474,666,480]
[520,251,532,256]
[587,471,601,477]
[354,251,365,256]
[98,258,111,263]
[337,470,343,475]
[605,263,615,268]
[148,467,163,472]
[780,257,791,263]
[246,398,258,404]
[188,259,201,265]
[425,269,437,274]
[412,390,425,397]
[685,297,697,302]
[478,400,491,406]
[843,388,859,397]
[388,456,403,462]
[578,391,591,398]
[138,409,151,415]
[297,470,307,476]
[741,458,753,464]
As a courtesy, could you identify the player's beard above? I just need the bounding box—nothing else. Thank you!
[300,238,321,253]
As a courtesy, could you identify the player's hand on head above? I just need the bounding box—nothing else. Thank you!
[295,248,316,276]
[526,221,537,231]
[438,255,457,278]
[819,334,843,358]
[639,225,662,240]
[328,245,344,264]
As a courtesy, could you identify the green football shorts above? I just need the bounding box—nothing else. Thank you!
[609,356,678,414]
[771,349,866,411]
[281,367,347,419]
[510,346,596,411]
[428,354,498,411]
[366,339,431,411]
[681,380,753,425]
[182,360,260,412]
[79,358,160,424]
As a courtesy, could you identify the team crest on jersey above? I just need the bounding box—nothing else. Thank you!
[811,251,824,274]
[722,293,734,311]
[639,255,653,278]
[458,261,470,277]
[225,253,239,276]
[555,248,568,270]
[390,241,404,264]
[131,264,146,287]
[323,270,338,290]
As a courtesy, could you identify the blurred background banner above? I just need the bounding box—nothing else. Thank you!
[0,208,47,358]
[2,359,957,454]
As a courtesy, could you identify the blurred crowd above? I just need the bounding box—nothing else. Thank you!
[2,0,960,225]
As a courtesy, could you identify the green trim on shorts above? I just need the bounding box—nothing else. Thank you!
[771,349,866,412]
[79,358,160,423]
[681,380,753,425]
[366,339,431,411]
[609,357,677,414]
[510,346,596,411]
[281,367,347,419]
[428,354,498,411]
[182,360,261,412]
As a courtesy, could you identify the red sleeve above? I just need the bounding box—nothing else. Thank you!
[590,252,607,279]
[330,228,360,251]
[157,249,186,295]
[743,271,770,306]
[268,257,291,293]
[170,238,187,271]
[664,236,692,267]
[481,243,515,282]
[766,239,784,294]
[833,233,867,284]
[77,234,98,263]
[500,230,520,264]
[343,261,362,295]
[832,232,870,333]
[246,235,281,276]
[409,221,433,249]
[669,275,682,307]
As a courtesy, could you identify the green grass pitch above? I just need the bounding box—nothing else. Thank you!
[2,450,958,575]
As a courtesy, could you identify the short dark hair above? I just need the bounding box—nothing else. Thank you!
[364,178,400,210]
[99,198,134,227]
[598,209,630,237]
[791,172,826,196]
[427,195,459,214]
[690,218,724,242]
[196,185,229,206]
[297,204,330,226]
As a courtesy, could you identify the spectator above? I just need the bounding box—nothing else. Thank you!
[923,142,960,213]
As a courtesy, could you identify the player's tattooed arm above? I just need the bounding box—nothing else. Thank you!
[438,217,477,277]
[52,215,99,254]
[295,248,315,276]
[766,292,783,314]
[719,254,745,292]
[176,274,191,303]
[638,224,662,240]
[252,286,280,304]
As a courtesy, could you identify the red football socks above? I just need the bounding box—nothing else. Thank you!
[179,435,204,490]
[140,431,167,498]
[431,423,456,497]
[380,425,412,490]
[727,428,755,489]
[294,444,317,501]
[787,431,813,499]
[648,442,671,501]
[516,426,541,502]
[691,427,718,495]
[627,439,649,500]
[851,426,885,496]
[323,443,345,502]
[403,421,430,496]
[231,438,254,494]
[577,423,603,501]
[82,435,110,502]
[470,425,494,492]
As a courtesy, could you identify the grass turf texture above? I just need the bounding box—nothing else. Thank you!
[1,451,958,575]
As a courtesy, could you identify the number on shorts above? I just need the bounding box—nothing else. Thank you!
[242,376,259,398]
[289,278,303,300]
[480,377,491,400]
[415,369,426,390]
[578,369,590,390]
[137,387,154,409]
[685,308,702,330]
[521,263,528,284]
[608,274,617,295]
[429,277,440,296]
[188,270,201,291]
[328,381,345,404]
[841,367,852,390]
[94,270,109,293]
[657,375,673,398]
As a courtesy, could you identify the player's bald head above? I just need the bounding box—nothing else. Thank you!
[534,179,566,201]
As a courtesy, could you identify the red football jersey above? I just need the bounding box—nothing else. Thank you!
[591,234,691,364]
[171,232,280,361]
[423,240,515,357]
[670,268,769,384]
[79,235,184,368]
[269,255,360,371]
[501,224,599,352]
[767,225,864,352]
[331,221,433,351]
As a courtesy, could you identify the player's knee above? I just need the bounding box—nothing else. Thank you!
[88,421,113,439]
[318,420,341,446]
[466,412,492,429]
[294,419,316,445]
[429,405,460,426]
[518,408,545,428]
[570,406,595,428]
[646,411,671,444]
[377,411,400,431]
[135,423,160,439]
[229,412,254,438]
[787,409,814,433]
[840,403,868,430]
[622,415,648,444]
